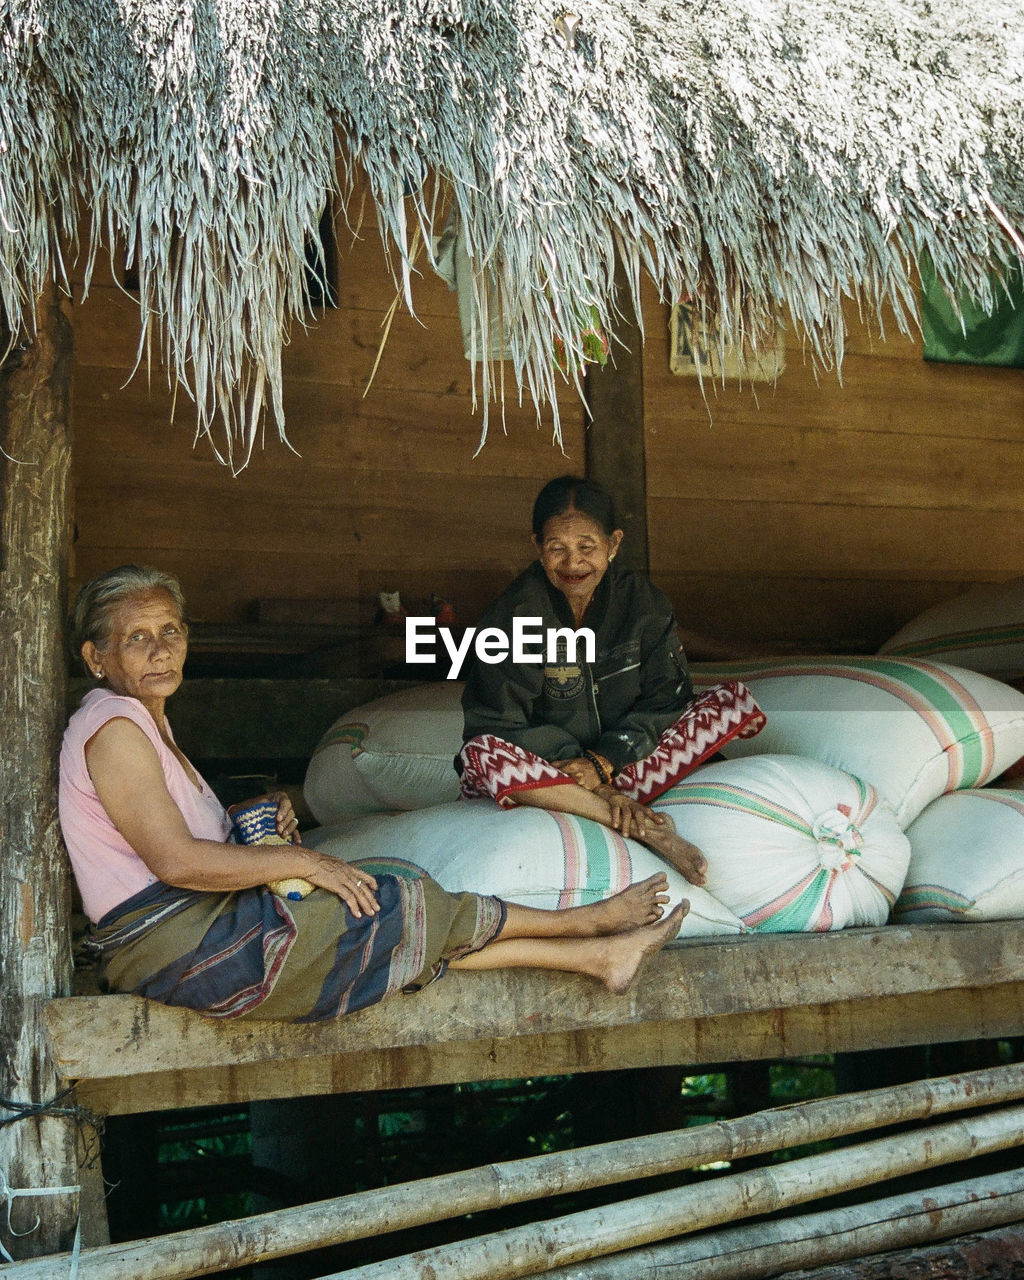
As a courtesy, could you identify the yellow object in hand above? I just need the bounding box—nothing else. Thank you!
[267,876,314,901]
[230,799,314,900]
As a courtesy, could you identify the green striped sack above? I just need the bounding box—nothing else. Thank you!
[689,658,1024,828]
[305,682,464,823]
[896,789,1024,922]
[653,754,911,932]
[305,798,744,939]
[880,578,1024,681]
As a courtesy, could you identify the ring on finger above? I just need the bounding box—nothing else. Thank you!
[356,879,363,888]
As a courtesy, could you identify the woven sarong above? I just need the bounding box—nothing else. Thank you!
[89,873,505,1022]
[460,680,766,808]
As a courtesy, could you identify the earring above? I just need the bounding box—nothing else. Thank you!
[94,669,103,678]
[609,553,616,560]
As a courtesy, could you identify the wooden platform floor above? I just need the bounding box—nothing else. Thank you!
[46,921,1024,1117]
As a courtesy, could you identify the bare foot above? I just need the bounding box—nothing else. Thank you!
[601,901,689,994]
[642,813,708,886]
[570,874,670,935]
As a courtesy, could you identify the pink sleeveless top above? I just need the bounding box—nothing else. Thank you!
[59,688,232,923]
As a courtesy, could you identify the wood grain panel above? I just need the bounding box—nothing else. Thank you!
[75,469,541,558]
[641,276,1024,650]
[655,573,976,654]
[644,352,1024,445]
[73,366,584,475]
[48,923,1024,1080]
[642,284,1024,446]
[645,420,1024,512]
[649,497,1024,578]
[69,547,368,624]
[68,982,1024,1115]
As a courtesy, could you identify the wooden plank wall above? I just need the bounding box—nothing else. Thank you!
[641,284,1024,654]
[67,197,585,628]
[68,207,1024,652]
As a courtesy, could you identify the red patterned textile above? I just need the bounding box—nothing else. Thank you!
[459,734,569,809]
[460,681,765,808]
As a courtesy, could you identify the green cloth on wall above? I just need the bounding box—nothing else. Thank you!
[921,256,1024,368]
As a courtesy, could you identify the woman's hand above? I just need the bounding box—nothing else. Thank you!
[595,786,667,840]
[299,851,380,918]
[551,757,603,791]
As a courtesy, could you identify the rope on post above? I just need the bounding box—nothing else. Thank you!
[9,1062,1024,1280]
[0,1167,81,1270]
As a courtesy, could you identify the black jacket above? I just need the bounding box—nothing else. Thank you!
[460,561,694,771]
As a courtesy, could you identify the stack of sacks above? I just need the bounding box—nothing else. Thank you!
[305,799,744,939]
[306,751,911,936]
[651,756,910,932]
[689,657,1024,827]
[305,682,464,822]
[879,578,1024,683]
[896,789,1024,923]
[302,656,1024,933]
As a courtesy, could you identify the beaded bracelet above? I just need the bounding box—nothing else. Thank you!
[581,749,614,786]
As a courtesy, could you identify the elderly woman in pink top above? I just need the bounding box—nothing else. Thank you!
[59,566,684,1021]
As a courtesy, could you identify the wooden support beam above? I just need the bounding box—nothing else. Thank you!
[0,282,78,1257]
[585,258,648,573]
[45,923,1024,1080]
[61,982,1024,1116]
[43,922,1024,1115]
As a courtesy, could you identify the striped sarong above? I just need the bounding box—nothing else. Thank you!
[460,680,765,808]
[88,873,505,1022]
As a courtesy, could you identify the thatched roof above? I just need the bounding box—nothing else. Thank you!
[3,1,1023,461]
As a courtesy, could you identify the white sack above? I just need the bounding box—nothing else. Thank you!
[896,788,1024,922]
[690,657,1024,827]
[879,578,1024,681]
[651,754,911,932]
[306,798,743,938]
[305,681,464,822]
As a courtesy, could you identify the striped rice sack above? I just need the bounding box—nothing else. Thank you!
[690,657,1024,828]
[895,789,1024,922]
[652,755,911,932]
[879,578,1024,681]
[304,682,464,823]
[305,798,744,938]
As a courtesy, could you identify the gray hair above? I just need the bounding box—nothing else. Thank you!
[68,565,187,669]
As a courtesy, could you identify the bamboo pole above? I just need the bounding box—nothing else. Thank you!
[542,1169,1024,1279]
[324,1101,1024,1280]
[13,1063,1024,1280]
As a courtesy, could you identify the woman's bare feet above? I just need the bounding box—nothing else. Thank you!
[600,901,689,994]
[570,874,670,935]
[641,813,708,886]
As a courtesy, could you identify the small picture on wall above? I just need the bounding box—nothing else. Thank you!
[669,301,786,381]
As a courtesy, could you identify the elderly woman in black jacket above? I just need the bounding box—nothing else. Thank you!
[460,476,765,885]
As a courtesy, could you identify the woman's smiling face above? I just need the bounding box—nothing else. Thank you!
[534,508,623,619]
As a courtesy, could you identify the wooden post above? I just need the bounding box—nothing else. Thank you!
[0,280,79,1258]
[585,259,648,573]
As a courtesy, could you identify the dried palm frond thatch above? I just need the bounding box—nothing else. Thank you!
[2,0,1022,461]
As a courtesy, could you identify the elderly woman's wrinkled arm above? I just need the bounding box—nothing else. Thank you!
[84,718,380,917]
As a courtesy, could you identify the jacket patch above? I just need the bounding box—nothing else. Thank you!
[543,662,585,700]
